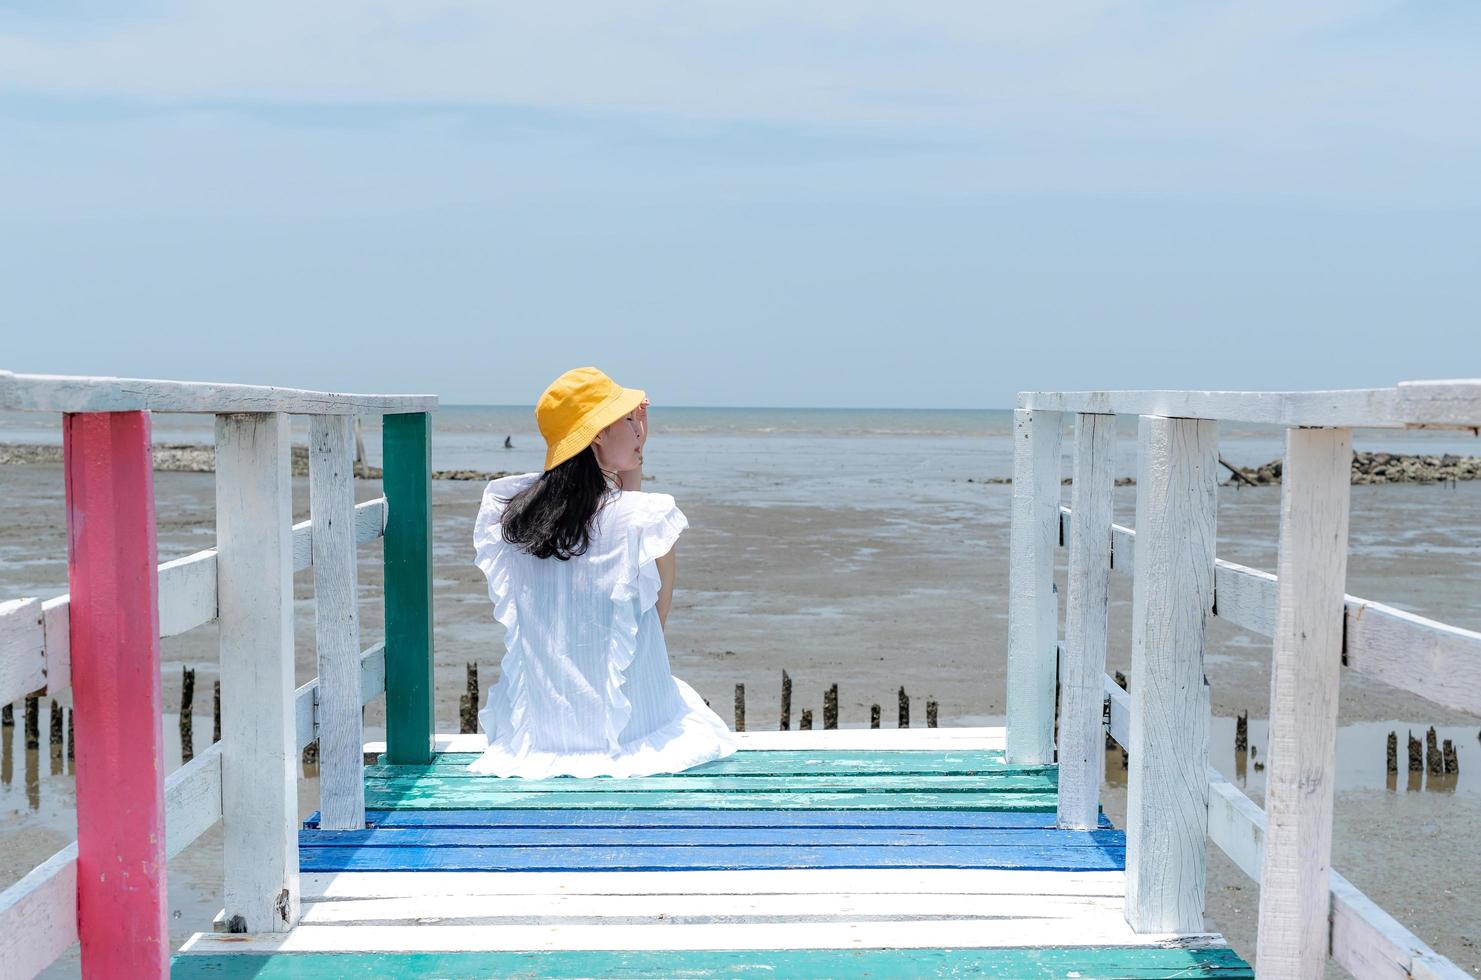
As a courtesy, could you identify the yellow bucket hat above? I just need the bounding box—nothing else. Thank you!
[536,367,646,471]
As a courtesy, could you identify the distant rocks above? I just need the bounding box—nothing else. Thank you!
[1,443,512,482]
[1230,452,1481,486]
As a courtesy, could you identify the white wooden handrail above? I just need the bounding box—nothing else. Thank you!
[0,369,436,414]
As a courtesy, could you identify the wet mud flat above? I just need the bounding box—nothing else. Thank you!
[0,466,1478,975]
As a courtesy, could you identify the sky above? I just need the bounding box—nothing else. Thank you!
[1,1,1479,408]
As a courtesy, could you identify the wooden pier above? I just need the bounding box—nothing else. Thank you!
[0,370,1477,978]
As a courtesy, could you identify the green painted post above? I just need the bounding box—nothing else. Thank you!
[383,412,435,765]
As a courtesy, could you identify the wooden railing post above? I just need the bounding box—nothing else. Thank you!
[383,412,435,765]
[1057,412,1115,830]
[1256,427,1353,979]
[1006,408,1063,765]
[1124,415,1217,933]
[216,412,300,933]
[309,414,365,830]
[62,411,169,974]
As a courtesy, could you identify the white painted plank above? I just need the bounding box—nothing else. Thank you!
[1006,408,1063,764]
[295,643,386,751]
[0,842,78,979]
[0,597,46,705]
[1058,413,1115,831]
[1206,767,1264,882]
[215,412,300,934]
[0,369,435,415]
[361,727,1010,756]
[165,743,224,859]
[298,891,1126,926]
[39,596,69,695]
[1017,386,1402,428]
[157,549,219,637]
[178,919,1224,954]
[1124,415,1217,934]
[291,497,389,572]
[1257,427,1353,980]
[309,415,365,831]
[1396,378,1481,429]
[302,868,1128,901]
[1104,674,1130,748]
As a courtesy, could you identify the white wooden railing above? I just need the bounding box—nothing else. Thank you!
[0,370,436,977]
[1007,379,1480,979]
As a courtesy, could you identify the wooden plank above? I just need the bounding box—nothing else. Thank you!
[300,826,1125,849]
[173,946,1253,978]
[1006,408,1063,764]
[364,764,1052,785]
[1104,674,1130,748]
[0,597,45,705]
[398,748,1017,775]
[40,594,69,693]
[310,809,1110,830]
[363,787,1058,811]
[0,369,436,414]
[364,772,1057,795]
[382,411,435,765]
[362,728,1010,755]
[309,414,366,831]
[178,920,1226,953]
[1206,767,1264,881]
[1396,377,1481,428]
[291,497,388,572]
[1256,428,1353,980]
[157,548,219,636]
[0,843,78,979]
[299,842,1126,873]
[216,412,300,934]
[295,642,386,751]
[62,409,169,976]
[302,867,1131,900]
[1124,415,1217,934]
[166,742,224,858]
[1058,412,1115,830]
[1017,386,1401,428]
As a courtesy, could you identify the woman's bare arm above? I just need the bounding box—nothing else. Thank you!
[655,544,677,629]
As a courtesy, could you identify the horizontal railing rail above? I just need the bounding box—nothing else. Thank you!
[0,369,438,977]
[1007,378,1480,979]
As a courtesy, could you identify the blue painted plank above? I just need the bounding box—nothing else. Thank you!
[299,842,1126,872]
[299,826,1127,849]
[306,809,1114,830]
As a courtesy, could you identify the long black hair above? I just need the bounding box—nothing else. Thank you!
[500,447,613,560]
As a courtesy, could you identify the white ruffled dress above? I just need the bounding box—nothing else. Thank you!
[467,473,736,778]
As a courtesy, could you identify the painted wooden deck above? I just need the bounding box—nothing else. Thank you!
[172,729,1250,978]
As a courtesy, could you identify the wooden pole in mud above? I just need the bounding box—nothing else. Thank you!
[49,699,63,750]
[24,695,39,750]
[1386,731,1397,774]
[459,663,479,735]
[870,704,880,729]
[734,684,746,732]
[898,687,910,729]
[213,680,221,744]
[1235,711,1248,753]
[180,667,195,762]
[799,709,812,731]
[823,684,838,730]
[66,709,73,762]
[1,703,11,727]
[1426,726,1442,776]
[1408,731,1422,772]
[927,700,938,728]
[1443,739,1458,775]
[779,671,791,731]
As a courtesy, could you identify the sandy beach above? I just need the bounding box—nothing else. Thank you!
[1,453,1478,975]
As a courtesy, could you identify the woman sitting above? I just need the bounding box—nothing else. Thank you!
[467,366,736,778]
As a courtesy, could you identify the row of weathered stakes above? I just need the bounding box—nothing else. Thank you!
[455,666,942,733]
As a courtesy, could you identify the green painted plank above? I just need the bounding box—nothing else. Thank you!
[300,826,1128,848]
[308,809,1112,830]
[382,411,435,766]
[394,749,1021,776]
[364,788,1059,811]
[363,773,1056,795]
[172,946,1253,978]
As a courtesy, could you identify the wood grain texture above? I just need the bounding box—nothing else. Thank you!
[1123,416,1217,934]
[62,409,169,976]
[216,412,300,934]
[1058,413,1115,830]
[361,728,1011,755]
[363,786,1057,811]
[1395,377,1481,428]
[310,808,1110,831]
[157,548,219,636]
[0,369,435,414]
[0,597,45,705]
[382,748,1021,776]
[1256,428,1353,980]
[309,414,365,831]
[1006,408,1063,764]
[300,826,1124,849]
[0,843,78,979]
[382,412,435,765]
[364,772,1056,793]
[1017,386,1400,428]
[39,595,69,694]
[294,643,386,752]
[165,742,225,858]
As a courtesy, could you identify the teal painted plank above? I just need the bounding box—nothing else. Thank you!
[172,946,1254,978]
[363,788,1059,811]
[300,826,1127,848]
[299,842,1126,872]
[391,749,1022,776]
[305,809,1113,830]
[364,773,1057,796]
[382,411,435,766]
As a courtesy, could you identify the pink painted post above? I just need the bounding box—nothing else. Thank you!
[63,411,168,976]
